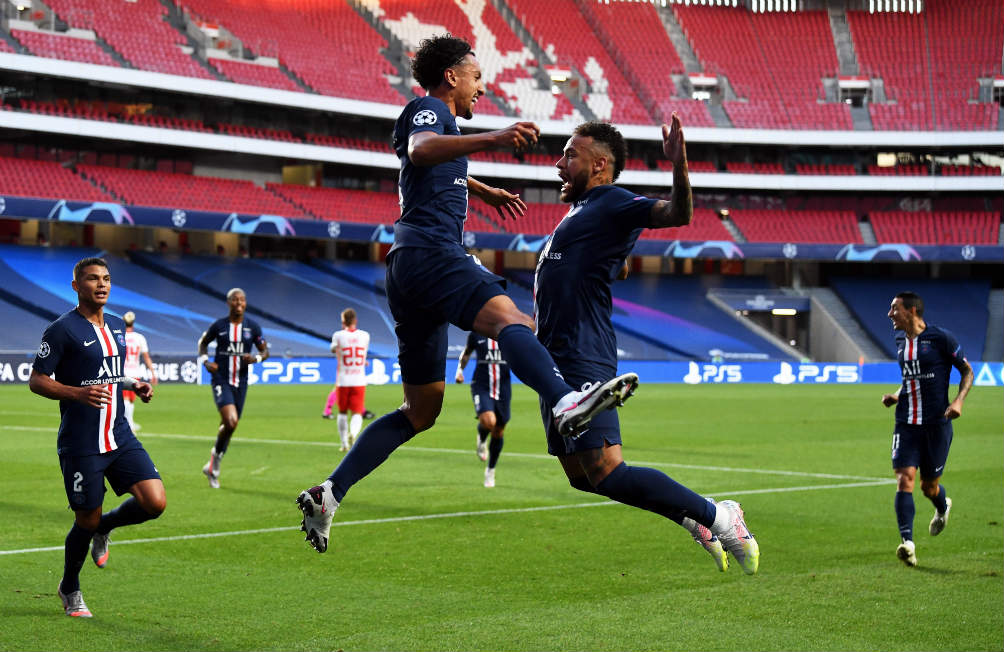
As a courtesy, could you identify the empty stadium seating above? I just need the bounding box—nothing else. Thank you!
[44,0,215,79]
[577,1,713,127]
[78,165,306,217]
[869,211,1000,245]
[178,0,404,103]
[507,0,652,124]
[209,57,303,92]
[0,156,112,202]
[639,208,733,242]
[795,164,856,175]
[267,185,399,223]
[866,164,929,176]
[11,28,119,67]
[729,210,862,244]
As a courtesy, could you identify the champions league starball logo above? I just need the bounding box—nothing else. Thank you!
[172,210,187,228]
[37,341,50,359]
[413,110,438,126]
[327,222,341,238]
[180,361,200,384]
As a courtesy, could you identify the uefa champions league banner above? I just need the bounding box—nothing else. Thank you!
[3,194,1002,263]
[3,354,1000,386]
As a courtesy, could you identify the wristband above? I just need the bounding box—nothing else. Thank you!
[255,354,262,364]
[198,354,208,365]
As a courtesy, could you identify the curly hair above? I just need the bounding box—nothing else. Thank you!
[573,121,628,182]
[411,34,473,91]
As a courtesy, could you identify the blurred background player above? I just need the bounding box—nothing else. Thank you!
[121,311,157,432]
[455,332,510,487]
[326,308,371,451]
[29,257,165,618]
[533,116,758,574]
[882,291,972,567]
[196,288,269,489]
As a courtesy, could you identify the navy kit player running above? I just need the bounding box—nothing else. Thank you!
[882,291,972,567]
[455,332,511,488]
[296,34,637,553]
[196,288,269,489]
[29,257,166,617]
[534,117,759,574]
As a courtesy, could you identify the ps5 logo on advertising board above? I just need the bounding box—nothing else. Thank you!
[773,362,859,384]
[249,361,321,384]
[683,362,742,384]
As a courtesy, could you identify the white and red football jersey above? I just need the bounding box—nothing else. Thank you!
[123,330,149,377]
[332,328,370,387]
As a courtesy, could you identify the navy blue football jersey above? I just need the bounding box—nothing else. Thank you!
[533,185,656,371]
[33,310,136,456]
[465,331,510,399]
[392,95,468,250]
[894,325,967,425]
[206,317,265,388]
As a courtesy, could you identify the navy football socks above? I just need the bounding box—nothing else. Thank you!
[214,429,232,456]
[931,484,948,513]
[61,523,93,594]
[97,497,157,535]
[487,436,504,469]
[895,490,915,541]
[477,425,490,444]
[495,324,572,406]
[328,410,417,502]
[595,462,716,527]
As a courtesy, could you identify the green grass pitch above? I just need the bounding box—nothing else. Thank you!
[1,382,1001,651]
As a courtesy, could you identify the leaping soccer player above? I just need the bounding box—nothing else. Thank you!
[532,116,759,574]
[295,34,638,554]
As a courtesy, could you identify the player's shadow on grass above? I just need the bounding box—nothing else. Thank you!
[913,565,964,576]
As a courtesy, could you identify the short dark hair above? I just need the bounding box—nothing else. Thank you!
[573,121,627,181]
[341,308,357,325]
[73,257,108,281]
[896,291,924,316]
[411,34,473,91]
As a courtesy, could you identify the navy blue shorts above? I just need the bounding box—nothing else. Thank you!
[386,246,505,385]
[539,366,622,456]
[472,386,511,426]
[212,379,248,417]
[891,421,953,478]
[59,439,160,511]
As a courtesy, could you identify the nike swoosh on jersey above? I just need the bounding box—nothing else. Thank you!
[83,340,96,346]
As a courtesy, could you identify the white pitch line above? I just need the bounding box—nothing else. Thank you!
[1,425,887,483]
[0,479,894,557]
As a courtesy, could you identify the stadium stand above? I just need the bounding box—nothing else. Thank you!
[939,165,1002,176]
[77,165,307,217]
[795,164,856,175]
[829,276,991,361]
[674,6,851,130]
[0,156,112,202]
[43,0,215,79]
[0,295,53,353]
[208,57,303,92]
[216,123,301,142]
[178,0,404,103]
[13,98,120,122]
[10,28,119,67]
[638,208,734,242]
[729,210,862,244]
[869,211,1001,245]
[866,164,929,176]
[725,162,785,174]
[266,185,399,223]
[576,1,714,127]
[506,0,652,124]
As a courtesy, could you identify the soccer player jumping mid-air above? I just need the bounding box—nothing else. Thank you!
[532,116,759,574]
[296,34,638,553]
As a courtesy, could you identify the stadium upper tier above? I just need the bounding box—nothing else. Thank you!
[2,0,999,131]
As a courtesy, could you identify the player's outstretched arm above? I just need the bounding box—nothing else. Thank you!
[468,176,527,221]
[648,113,693,229]
[408,121,540,167]
[29,368,111,408]
[945,358,974,419]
